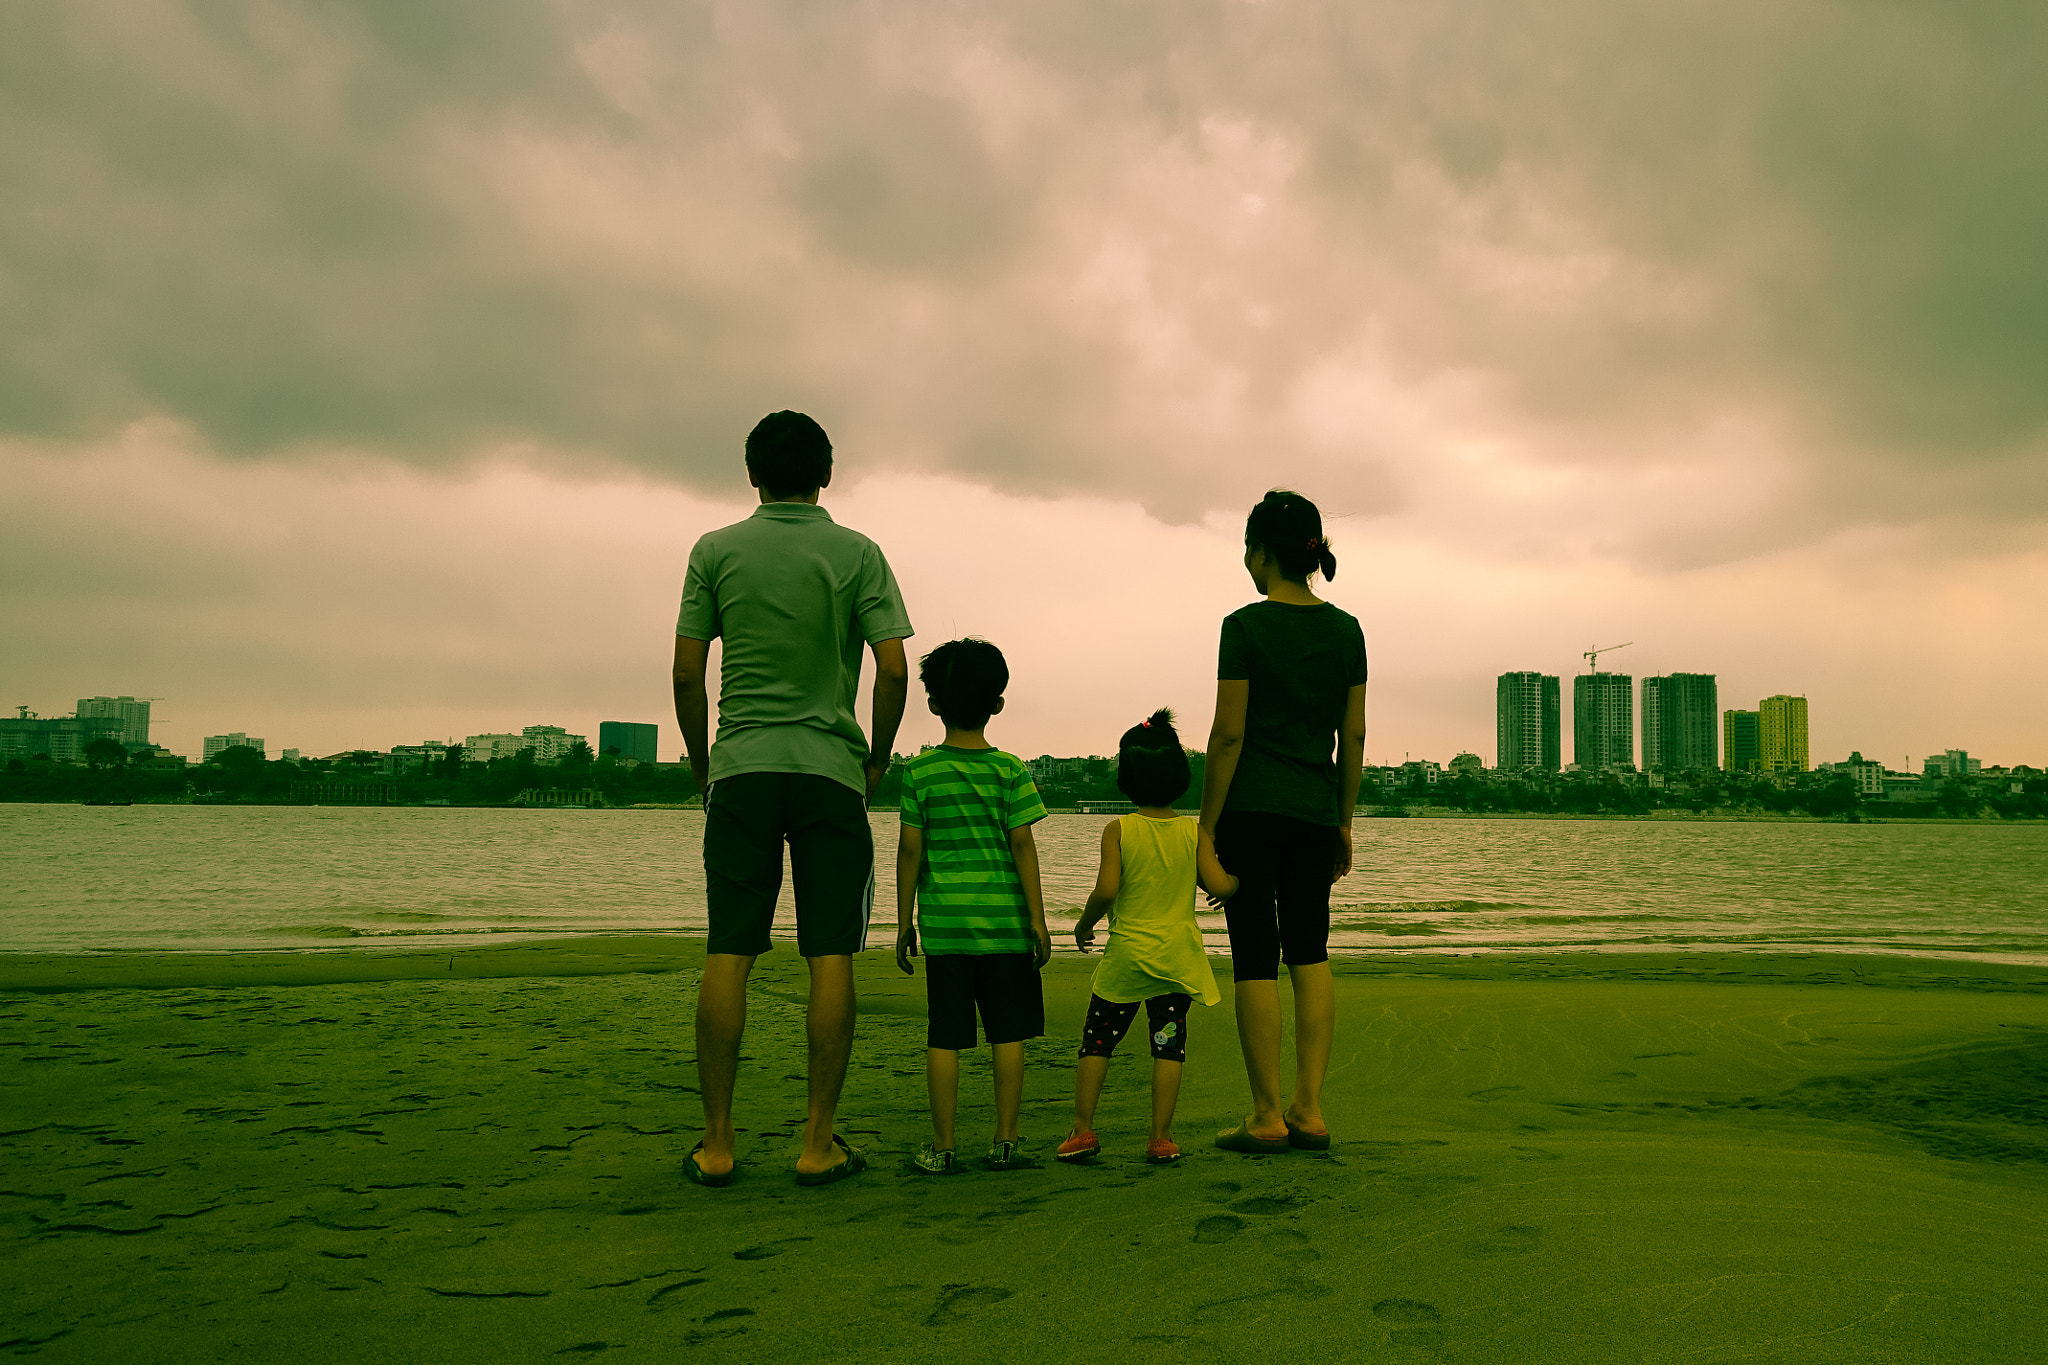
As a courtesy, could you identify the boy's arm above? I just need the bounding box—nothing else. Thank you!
[1073,820,1122,952]
[1195,830,1239,904]
[865,637,910,804]
[1007,823,1051,969]
[672,636,712,797]
[894,822,923,975]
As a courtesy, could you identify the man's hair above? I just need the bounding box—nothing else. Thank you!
[1117,708,1192,807]
[919,638,1009,731]
[745,411,833,499]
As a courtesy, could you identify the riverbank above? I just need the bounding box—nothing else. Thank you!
[5,944,2045,1363]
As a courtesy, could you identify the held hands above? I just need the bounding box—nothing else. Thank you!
[1332,826,1354,883]
[1204,874,1240,909]
[895,926,918,976]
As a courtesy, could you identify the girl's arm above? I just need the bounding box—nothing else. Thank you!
[1072,820,1122,952]
[1197,680,1250,838]
[1196,833,1240,904]
[1008,823,1051,968]
[1332,682,1368,881]
[894,823,924,975]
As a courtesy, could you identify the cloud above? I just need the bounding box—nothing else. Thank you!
[5,0,2048,548]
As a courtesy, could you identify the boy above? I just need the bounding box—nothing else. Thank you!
[893,638,1052,1173]
[674,410,912,1188]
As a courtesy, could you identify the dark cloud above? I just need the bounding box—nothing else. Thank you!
[4,0,2047,534]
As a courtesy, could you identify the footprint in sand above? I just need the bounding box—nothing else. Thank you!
[1204,1181,1241,1203]
[1372,1298,1448,1349]
[733,1236,812,1261]
[1461,1225,1541,1258]
[1230,1194,1300,1215]
[1192,1214,1244,1244]
[924,1285,1014,1326]
[1262,1228,1320,1260]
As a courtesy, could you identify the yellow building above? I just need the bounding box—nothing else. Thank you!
[1758,695,1809,774]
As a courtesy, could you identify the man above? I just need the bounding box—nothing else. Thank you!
[673,410,911,1187]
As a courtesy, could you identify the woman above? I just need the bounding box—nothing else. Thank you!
[1198,489,1368,1153]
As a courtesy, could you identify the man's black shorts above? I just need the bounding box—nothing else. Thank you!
[924,953,1044,1050]
[703,771,873,958]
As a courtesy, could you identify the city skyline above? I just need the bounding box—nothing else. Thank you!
[6,6,2048,771]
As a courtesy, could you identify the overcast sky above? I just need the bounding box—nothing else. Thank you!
[5,1,2045,765]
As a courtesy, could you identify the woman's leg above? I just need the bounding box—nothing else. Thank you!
[1275,819,1337,1134]
[1219,814,1287,1139]
[1285,960,1334,1133]
[1232,979,1287,1137]
[927,1048,959,1151]
[991,1042,1025,1143]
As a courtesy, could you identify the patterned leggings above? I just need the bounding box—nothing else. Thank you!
[1078,992,1192,1064]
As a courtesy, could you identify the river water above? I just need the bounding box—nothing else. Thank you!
[4,805,2044,963]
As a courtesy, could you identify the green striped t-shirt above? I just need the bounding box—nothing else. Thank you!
[899,745,1046,955]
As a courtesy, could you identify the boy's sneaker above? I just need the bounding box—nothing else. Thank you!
[1056,1130,1100,1163]
[913,1143,957,1174]
[985,1138,1030,1170]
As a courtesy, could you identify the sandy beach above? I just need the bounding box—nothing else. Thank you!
[4,943,2045,1363]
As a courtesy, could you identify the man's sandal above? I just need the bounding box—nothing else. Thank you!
[795,1134,867,1187]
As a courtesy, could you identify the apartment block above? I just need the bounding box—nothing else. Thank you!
[1496,671,1562,771]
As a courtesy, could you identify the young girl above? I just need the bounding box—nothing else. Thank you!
[1057,710,1238,1165]
[1198,489,1367,1155]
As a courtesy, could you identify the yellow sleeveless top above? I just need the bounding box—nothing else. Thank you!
[1090,814,1221,1007]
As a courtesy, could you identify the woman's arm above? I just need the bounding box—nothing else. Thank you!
[894,823,924,974]
[1072,821,1122,952]
[1332,681,1367,881]
[1197,679,1250,837]
[1196,834,1240,904]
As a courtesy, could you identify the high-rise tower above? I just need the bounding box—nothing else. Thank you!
[1723,710,1760,774]
[1572,673,1634,771]
[75,696,151,747]
[1496,672,1561,771]
[1758,695,1809,774]
[1641,674,1718,772]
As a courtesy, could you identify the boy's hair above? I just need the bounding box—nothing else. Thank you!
[745,410,833,499]
[1245,488,1337,583]
[1117,708,1191,807]
[919,638,1009,731]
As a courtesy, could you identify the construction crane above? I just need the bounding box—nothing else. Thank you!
[1583,641,1632,673]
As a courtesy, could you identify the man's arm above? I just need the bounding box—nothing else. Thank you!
[894,822,924,975]
[864,637,910,803]
[1008,823,1051,969]
[673,636,712,797]
[1333,681,1367,881]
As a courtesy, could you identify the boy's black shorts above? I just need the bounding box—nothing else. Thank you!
[703,771,873,959]
[924,953,1044,1050]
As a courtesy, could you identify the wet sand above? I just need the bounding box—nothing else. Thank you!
[4,943,2046,1363]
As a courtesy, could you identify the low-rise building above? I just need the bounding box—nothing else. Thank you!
[1448,752,1484,777]
[202,733,265,760]
[598,721,660,764]
[1817,751,1886,797]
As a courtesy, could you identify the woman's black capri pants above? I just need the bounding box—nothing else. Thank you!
[1214,810,1336,980]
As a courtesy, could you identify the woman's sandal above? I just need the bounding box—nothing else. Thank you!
[1284,1118,1333,1152]
[1214,1121,1290,1155]
[795,1134,867,1187]
[684,1141,735,1188]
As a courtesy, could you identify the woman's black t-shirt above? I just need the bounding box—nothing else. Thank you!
[1217,600,1369,826]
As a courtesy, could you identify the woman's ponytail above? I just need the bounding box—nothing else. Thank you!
[1246,489,1336,583]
